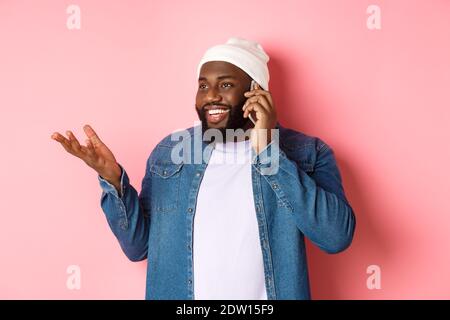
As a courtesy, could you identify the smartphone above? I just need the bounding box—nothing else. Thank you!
[246,80,257,125]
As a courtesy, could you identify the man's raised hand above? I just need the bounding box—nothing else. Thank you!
[51,125,122,187]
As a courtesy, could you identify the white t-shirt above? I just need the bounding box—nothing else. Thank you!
[193,139,268,300]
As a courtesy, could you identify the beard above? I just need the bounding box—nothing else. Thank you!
[196,99,251,142]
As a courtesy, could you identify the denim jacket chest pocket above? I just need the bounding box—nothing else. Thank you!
[149,161,183,213]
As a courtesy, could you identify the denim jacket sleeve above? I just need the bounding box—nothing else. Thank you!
[97,157,153,262]
[253,139,356,254]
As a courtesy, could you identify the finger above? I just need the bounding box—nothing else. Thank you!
[80,139,99,167]
[66,130,81,152]
[246,81,261,92]
[244,89,273,104]
[51,132,76,154]
[244,89,273,106]
[85,139,96,157]
[243,103,264,119]
[83,124,103,147]
[243,103,267,119]
[243,95,271,112]
[51,132,69,144]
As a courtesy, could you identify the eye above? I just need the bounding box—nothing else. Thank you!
[221,83,233,88]
[198,83,207,90]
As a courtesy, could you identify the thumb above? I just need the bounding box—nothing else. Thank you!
[83,124,103,147]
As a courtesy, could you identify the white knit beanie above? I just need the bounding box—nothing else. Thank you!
[197,37,270,90]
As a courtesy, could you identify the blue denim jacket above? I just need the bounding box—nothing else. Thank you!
[98,123,356,300]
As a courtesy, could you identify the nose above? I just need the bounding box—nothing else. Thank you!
[205,87,222,104]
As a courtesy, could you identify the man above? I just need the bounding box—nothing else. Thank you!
[51,37,356,300]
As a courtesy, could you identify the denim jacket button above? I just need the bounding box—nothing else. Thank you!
[188,208,193,213]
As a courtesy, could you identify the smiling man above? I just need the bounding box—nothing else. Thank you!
[51,37,356,300]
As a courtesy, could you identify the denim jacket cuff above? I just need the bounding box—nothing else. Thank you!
[98,163,128,198]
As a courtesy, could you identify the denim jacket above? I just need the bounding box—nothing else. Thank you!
[98,123,356,300]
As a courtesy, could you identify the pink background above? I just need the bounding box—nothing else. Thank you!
[1,0,449,299]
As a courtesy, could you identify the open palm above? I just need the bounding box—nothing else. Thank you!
[51,125,121,183]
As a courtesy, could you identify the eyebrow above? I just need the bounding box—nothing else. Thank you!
[198,75,237,81]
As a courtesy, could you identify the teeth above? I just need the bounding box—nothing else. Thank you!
[208,109,229,115]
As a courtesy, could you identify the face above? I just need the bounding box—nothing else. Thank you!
[195,61,252,139]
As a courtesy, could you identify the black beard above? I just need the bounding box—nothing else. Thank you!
[196,101,251,142]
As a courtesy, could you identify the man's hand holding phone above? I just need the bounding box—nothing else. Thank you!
[243,81,278,154]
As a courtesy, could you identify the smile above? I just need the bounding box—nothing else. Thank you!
[205,108,230,124]
[207,109,229,115]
